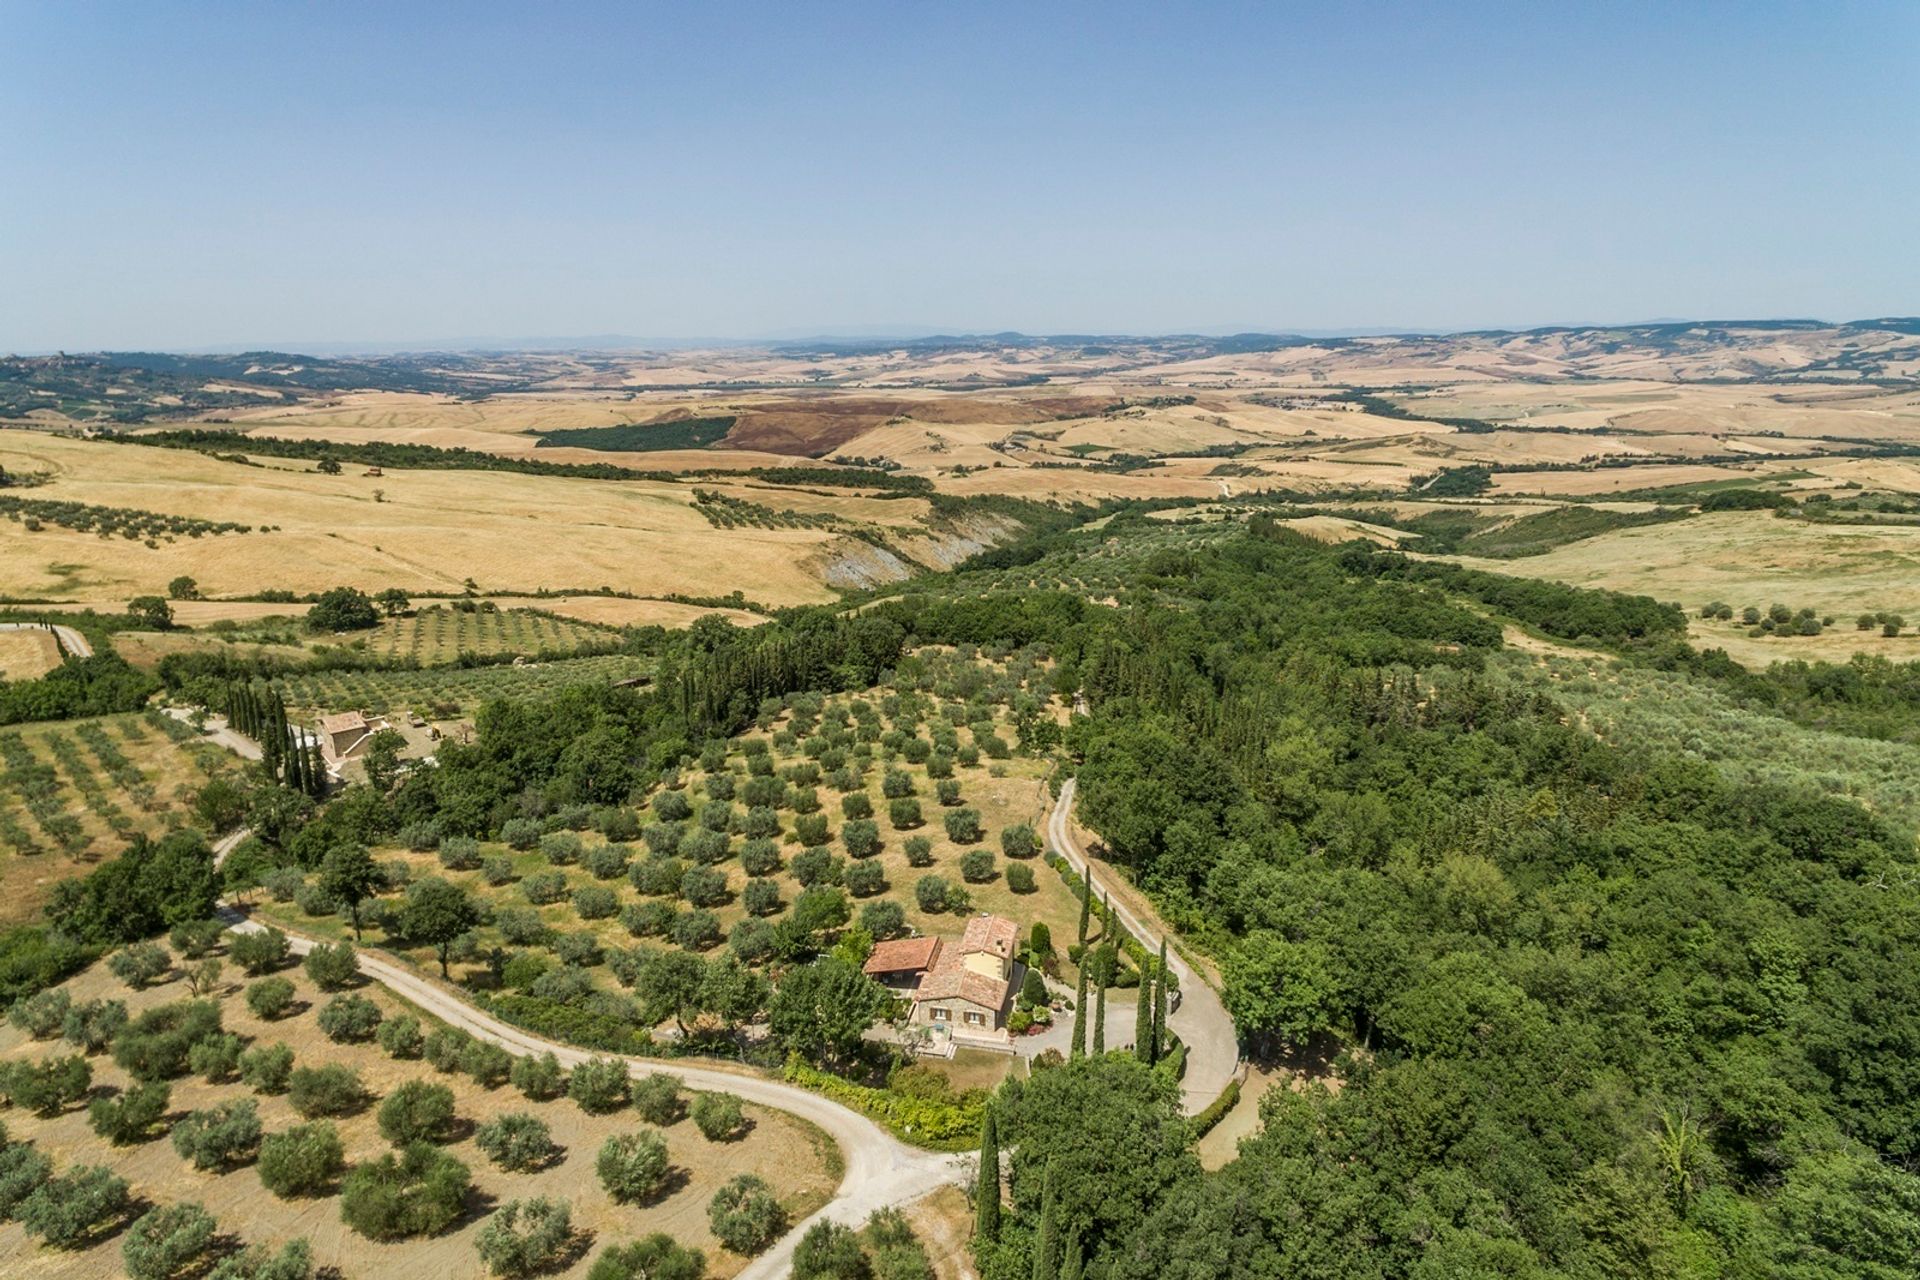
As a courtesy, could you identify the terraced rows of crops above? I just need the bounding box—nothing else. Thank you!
[275,653,654,717]
[0,713,233,859]
[363,607,619,665]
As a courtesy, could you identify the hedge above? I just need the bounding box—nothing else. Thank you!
[781,1057,981,1151]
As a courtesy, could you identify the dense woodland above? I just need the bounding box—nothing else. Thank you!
[5,512,1918,1278]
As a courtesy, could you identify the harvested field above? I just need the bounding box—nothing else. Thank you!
[0,629,63,680]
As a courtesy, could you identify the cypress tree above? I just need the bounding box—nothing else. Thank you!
[1092,970,1106,1055]
[309,739,328,796]
[1134,964,1154,1062]
[1070,963,1088,1059]
[1031,1161,1059,1280]
[1059,1231,1084,1280]
[1076,866,1091,945]
[287,733,306,793]
[1152,938,1170,1064]
[975,1107,1001,1242]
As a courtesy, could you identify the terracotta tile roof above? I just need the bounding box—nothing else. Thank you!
[318,711,368,734]
[960,914,1019,961]
[864,936,941,976]
[913,950,1009,1010]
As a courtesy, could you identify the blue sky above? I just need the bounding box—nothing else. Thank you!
[2,2,1915,350]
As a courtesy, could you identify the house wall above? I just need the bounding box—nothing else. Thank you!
[961,952,1005,981]
[915,998,1000,1032]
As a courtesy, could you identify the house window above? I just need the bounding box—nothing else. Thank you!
[964,1011,984,1027]
[930,1007,949,1022]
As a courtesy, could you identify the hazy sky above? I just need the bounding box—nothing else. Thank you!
[3,2,1915,350]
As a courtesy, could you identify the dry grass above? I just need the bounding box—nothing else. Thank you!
[0,435,844,606]
[0,630,63,680]
[0,959,838,1278]
[1445,510,1920,629]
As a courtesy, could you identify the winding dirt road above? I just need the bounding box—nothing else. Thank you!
[220,914,966,1279]
[1047,778,1240,1114]
[0,620,93,658]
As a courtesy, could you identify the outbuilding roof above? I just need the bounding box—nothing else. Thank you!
[863,936,942,975]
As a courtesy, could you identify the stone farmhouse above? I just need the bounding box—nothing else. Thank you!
[864,914,1022,1044]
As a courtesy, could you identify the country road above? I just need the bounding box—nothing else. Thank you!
[164,707,264,761]
[220,914,967,1280]
[1048,778,1240,1114]
[0,620,93,658]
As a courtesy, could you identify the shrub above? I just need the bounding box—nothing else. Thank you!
[569,1056,630,1113]
[7,1053,91,1115]
[587,1234,706,1280]
[845,860,887,898]
[123,1201,219,1280]
[9,988,70,1038]
[109,941,172,989]
[258,1121,345,1197]
[903,836,934,866]
[691,1091,747,1141]
[501,818,542,850]
[304,941,360,990]
[790,788,822,816]
[539,832,583,866]
[793,1220,867,1280]
[205,1237,314,1280]
[288,1064,367,1118]
[630,854,685,897]
[88,1081,170,1144]
[511,1051,566,1100]
[841,792,874,820]
[791,847,842,888]
[476,1196,574,1279]
[379,1080,458,1145]
[439,835,482,869]
[239,1042,295,1094]
[742,878,783,916]
[230,928,291,975]
[402,822,444,854]
[914,877,952,913]
[944,809,982,844]
[596,1130,670,1203]
[523,870,568,905]
[475,1112,558,1172]
[708,1173,784,1255]
[632,1072,684,1125]
[794,813,832,847]
[424,1026,473,1072]
[860,900,906,939]
[0,1141,52,1220]
[573,884,620,920]
[1000,823,1039,859]
[623,901,676,937]
[464,1038,514,1088]
[495,906,552,946]
[340,1142,471,1241]
[730,918,776,964]
[172,1097,262,1170]
[1006,863,1036,893]
[882,770,914,799]
[318,993,383,1043]
[246,976,297,1020]
[17,1164,129,1248]
[554,930,603,967]
[114,1000,223,1081]
[481,854,515,885]
[642,822,684,857]
[262,868,305,902]
[190,1032,244,1081]
[679,865,728,908]
[377,1013,425,1058]
[739,837,782,876]
[741,806,781,839]
[842,818,881,859]
[959,849,995,883]
[935,779,961,807]
[683,828,729,864]
[672,910,721,952]
[62,997,128,1053]
[292,883,337,917]
[888,798,922,830]
[585,843,630,880]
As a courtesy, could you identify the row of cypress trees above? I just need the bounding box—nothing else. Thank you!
[220,679,327,798]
